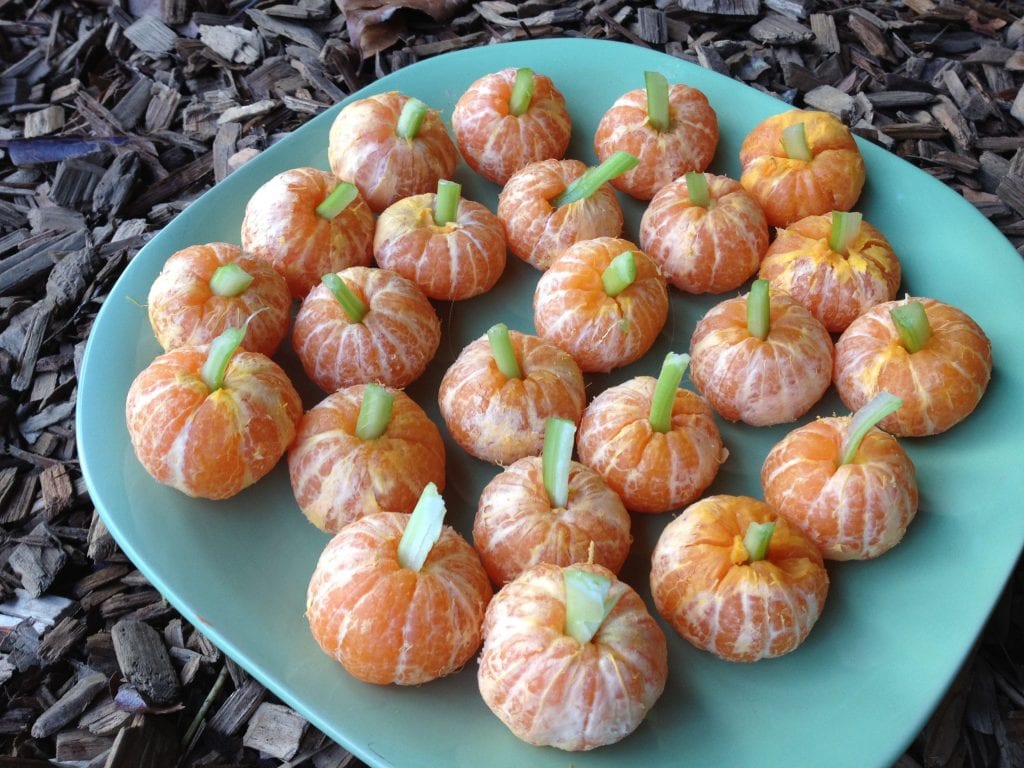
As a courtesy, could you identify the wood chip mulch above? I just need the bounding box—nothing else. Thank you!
[2,1,1023,766]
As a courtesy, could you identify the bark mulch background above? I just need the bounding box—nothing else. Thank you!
[2,0,1024,766]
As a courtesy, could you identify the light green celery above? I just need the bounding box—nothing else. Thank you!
[552,151,639,208]
[486,322,521,380]
[685,171,710,208]
[200,325,247,392]
[840,392,903,465]
[649,352,689,434]
[542,418,576,509]
[780,122,812,161]
[890,301,931,353]
[209,263,253,297]
[322,273,367,324]
[645,70,670,132]
[315,181,359,220]
[396,482,446,572]
[563,567,621,645]
[601,250,637,297]
[829,211,863,254]
[747,279,770,341]
[395,97,428,140]
[355,383,395,441]
[743,521,776,562]
[509,67,535,117]
[433,179,461,226]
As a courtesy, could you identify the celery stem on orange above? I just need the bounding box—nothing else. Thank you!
[645,70,670,132]
[200,325,246,392]
[209,263,253,297]
[315,181,358,220]
[355,383,395,441]
[649,352,689,434]
[542,417,576,509]
[743,521,776,562]
[553,151,639,208]
[322,273,367,324]
[747,279,770,341]
[487,322,521,380]
[397,482,445,572]
[781,122,813,161]
[840,391,903,465]
[685,171,710,208]
[509,67,535,117]
[829,211,862,254]
[563,567,621,645]
[601,250,637,297]
[433,179,461,226]
[396,97,428,140]
[891,301,931,353]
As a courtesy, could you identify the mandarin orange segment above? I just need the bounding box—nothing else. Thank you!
[125,346,302,500]
[759,212,901,333]
[739,109,866,228]
[147,242,291,355]
[833,297,992,436]
[292,266,441,392]
[478,562,667,751]
[373,192,507,301]
[497,159,624,270]
[533,237,668,372]
[438,329,586,465]
[307,511,492,686]
[288,385,446,533]
[689,287,834,426]
[650,495,829,662]
[762,417,918,560]
[639,173,769,294]
[593,83,718,200]
[327,91,458,213]
[239,167,375,299]
[452,68,572,185]
[473,456,631,585]
[576,376,726,513]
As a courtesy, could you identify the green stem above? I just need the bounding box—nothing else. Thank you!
[552,151,639,208]
[890,301,931,353]
[200,325,246,392]
[209,263,253,298]
[509,67,535,117]
[743,521,776,562]
[685,171,710,208]
[355,383,395,441]
[563,567,621,645]
[396,482,446,573]
[433,179,461,226]
[316,181,359,220]
[747,279,770,341]
[322,273,367,324]
[649,352,689,434]
[486,322,521,380]
[645,70,670,133]
[829,211,862,254]
[542,417,576,509]
[780,122,813,161]
[396,97,428,140]
[601,250,637,297]
[840,391,903,465]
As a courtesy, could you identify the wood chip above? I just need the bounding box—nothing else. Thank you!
[111,619,181,706]
[30,670,107,739]
[750,11,814,45]
[242,702,309,761]
[23,106,65,138]
[677,0,759,14]
[123,16,178,56]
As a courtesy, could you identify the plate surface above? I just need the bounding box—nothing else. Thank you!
[78,38,1024,768]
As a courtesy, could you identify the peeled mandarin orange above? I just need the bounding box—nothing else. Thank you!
[473,457,631,585]
[452,67,572,186]
[373,192,506,301]
[759,212,901,333]
[125,345,302,500]
[533,237,668,373]
[576,376,727,514]
[478,562,667,751]
[288,386,445,533]
[292,266,441,392]
[689,286,834,426]
[593,82,718,200]
[650,494,829,662]
[147,242,291,355]
[239,167,374,299]
[639,173,769,294]
[739,109,866,228]
[306,510,492,685]
[327,91,458,213]
[833,297,992,436]
[497,159,624,270]
[437,329,586,465]
[761,416,918,560]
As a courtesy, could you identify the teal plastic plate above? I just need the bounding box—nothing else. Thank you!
[78,38,1024,768]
